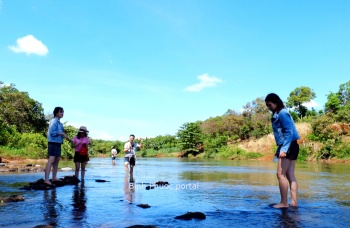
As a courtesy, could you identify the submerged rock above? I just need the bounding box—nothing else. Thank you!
[126,226,156,228]
[175,212,206,220]
[0,195,25,203]
[95,179,109,182]
[137,204,151,209]
[145,180,170,190]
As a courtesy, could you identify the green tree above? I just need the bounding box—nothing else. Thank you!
[242,97,271,138]
[176,121,204,156]
[0,82,47,133]
[325,92,341,113]
[337,80,350,106]
[286,86,316,118]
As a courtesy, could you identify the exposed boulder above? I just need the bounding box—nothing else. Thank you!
[20,176,80,190]
[0,195,25,203]
[175,212,206,220]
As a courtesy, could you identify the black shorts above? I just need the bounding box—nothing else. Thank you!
[74,152,89,163]
[276,140,299,160]
[124,156,135,166]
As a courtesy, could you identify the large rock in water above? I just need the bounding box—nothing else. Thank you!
[20,176,80,190]
[175,212,206,220]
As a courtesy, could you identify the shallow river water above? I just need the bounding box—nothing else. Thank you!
[0,158,349,228]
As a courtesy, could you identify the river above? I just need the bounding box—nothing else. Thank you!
[0,158,349,227]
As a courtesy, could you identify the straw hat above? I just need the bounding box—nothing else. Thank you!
[78,126,89,132]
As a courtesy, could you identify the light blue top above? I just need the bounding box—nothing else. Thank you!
[271,109,300,153]
[47,117,64,143]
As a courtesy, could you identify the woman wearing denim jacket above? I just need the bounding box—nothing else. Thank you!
[44,107,71,185]
[265,93,300,208]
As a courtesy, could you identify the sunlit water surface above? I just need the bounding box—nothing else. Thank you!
[0,158,350,228]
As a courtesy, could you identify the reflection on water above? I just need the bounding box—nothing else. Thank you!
[72,181,87,221]
[0,158,349,227]
[43,189,58,226]
[124,174,135,203]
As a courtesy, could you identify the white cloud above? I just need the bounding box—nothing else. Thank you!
[303,100,318,109]
[185,74,223,92]
[8,35,49,56]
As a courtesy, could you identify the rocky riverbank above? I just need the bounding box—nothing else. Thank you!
[0,157,47,173]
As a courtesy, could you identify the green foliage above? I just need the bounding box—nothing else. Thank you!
[310,114,342,143]
[241,97,271,139]
[91,139,123,156]
[141,147,179,157]
[337,80,350,106]
[0,82,47,133]
[289,111,299,122]
[203,136,228,158]
[332,143,350,159]
[325,92,341,113]
[141,135,177,151]
[176,121,204,155]
[334,102,350,123]
[286,86,316,118]
[297,145,310,162]
[214,146,262,160]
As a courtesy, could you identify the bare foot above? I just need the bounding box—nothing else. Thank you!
[273,203,289,208]
[52,178,63,182]
[44,181,53,185]
[289,203,298,208]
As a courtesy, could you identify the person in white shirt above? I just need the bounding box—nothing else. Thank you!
[123,134,142,174]
[111,146,118,165]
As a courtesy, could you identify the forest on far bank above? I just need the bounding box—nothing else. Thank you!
[1,80,350,162]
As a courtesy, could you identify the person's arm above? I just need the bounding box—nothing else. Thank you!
[137,138,142,148]
[72,137,79,147]
[279,110,294,157]
[124,142,132,152]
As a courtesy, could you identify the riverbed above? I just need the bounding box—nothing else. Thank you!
[0,158,349,227]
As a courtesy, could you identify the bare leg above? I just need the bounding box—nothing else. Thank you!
[81,162,86,179]
[52,157,60,181]
[124,162,129,174]
[44,156,56,184]
[75,162,80,178]
[286,160,298,207]
[274,158,292,208]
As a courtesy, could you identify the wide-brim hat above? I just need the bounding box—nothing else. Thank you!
[78,126,89,132]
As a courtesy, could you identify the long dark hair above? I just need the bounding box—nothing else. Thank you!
[265,93,285,113]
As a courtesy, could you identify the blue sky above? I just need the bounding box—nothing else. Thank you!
[1,0,349,141]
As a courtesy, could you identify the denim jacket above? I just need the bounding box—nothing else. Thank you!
[47,118,64,143]
[271,109,300,153]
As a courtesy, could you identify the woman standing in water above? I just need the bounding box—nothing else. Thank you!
[45,107,71,185]
[265,93,300,208]
[72,126,90,180]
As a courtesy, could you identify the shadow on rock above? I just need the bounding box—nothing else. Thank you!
[175,212,206,220]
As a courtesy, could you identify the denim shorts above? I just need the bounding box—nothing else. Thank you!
[276,140,299,160]
[48,142,62,157]
[124,156,135,166]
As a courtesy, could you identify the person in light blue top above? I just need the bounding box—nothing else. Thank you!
[44,107,71,185]
[265,93,300,209]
